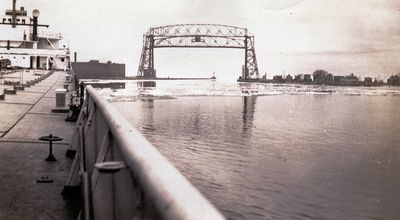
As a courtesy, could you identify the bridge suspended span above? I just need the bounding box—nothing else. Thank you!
[137,24,259,80]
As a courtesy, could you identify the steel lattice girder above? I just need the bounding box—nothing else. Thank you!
[154,36,246,49]
[137,24,259,79]
[149,24,248,38]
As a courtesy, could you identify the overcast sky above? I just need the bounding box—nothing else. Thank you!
[1,0,399,80]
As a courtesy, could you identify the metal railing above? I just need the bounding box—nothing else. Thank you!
[65,85,225,220]
[37,31,63,39]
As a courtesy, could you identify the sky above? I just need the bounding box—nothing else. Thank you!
[1,0,399,80]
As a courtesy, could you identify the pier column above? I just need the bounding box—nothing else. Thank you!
[243,35,248,79]
[36,56,40,69]
[30,56,34,69]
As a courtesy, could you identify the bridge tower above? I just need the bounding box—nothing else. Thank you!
[243,35,258,80]
[138,33,156,78]
[137,24,259,80]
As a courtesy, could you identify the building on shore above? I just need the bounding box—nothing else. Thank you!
[71,60,125,79]
[284,74,293,83]
[325,73,334,84]
[312,69,328,84]
[364,77,373,86]
[373,78,384,86]
[387,74,400,86]
[303,74,312,82]
[331,73,362,86]
[342,73,361,86]
[312,70,335,85]
[272,75,284,83]
[294,74,303,82]
[242,68,396,87]
[334,75,344,85]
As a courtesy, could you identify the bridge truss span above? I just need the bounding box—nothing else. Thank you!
[137,24,259,79]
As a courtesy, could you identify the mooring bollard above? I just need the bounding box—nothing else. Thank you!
[94,161,127,173]
[38,134,63,161]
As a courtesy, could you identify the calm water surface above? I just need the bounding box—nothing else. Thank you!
[98,80,400,220]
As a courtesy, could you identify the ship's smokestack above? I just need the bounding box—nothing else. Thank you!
[32,9,40,41]
[74,52,77,62]
[12,0,16,28]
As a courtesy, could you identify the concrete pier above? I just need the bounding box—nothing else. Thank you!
[0,71,78,219]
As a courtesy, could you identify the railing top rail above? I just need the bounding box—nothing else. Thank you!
[85,86,225,220]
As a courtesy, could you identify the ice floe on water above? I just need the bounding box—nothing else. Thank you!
[90,80,400,101]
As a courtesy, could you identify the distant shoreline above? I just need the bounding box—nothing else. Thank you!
[237,78,397,87]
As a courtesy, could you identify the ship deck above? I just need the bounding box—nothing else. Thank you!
[0,71,78,219]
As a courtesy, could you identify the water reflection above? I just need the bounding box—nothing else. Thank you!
[137,81,156,89]
[241,96,257,137]
[139,98,155,134]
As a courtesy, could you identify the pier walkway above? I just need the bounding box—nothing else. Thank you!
[0,71,77,219]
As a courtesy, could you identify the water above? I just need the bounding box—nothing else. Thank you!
[96,80,400,220]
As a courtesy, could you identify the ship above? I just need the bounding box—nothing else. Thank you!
[0,0,70,71]
[0,1,224,219]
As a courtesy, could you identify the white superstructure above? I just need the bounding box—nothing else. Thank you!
[0,1,70,70]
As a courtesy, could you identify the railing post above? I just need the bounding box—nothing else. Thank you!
[80,82,85,108]
[82,172,93,220]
